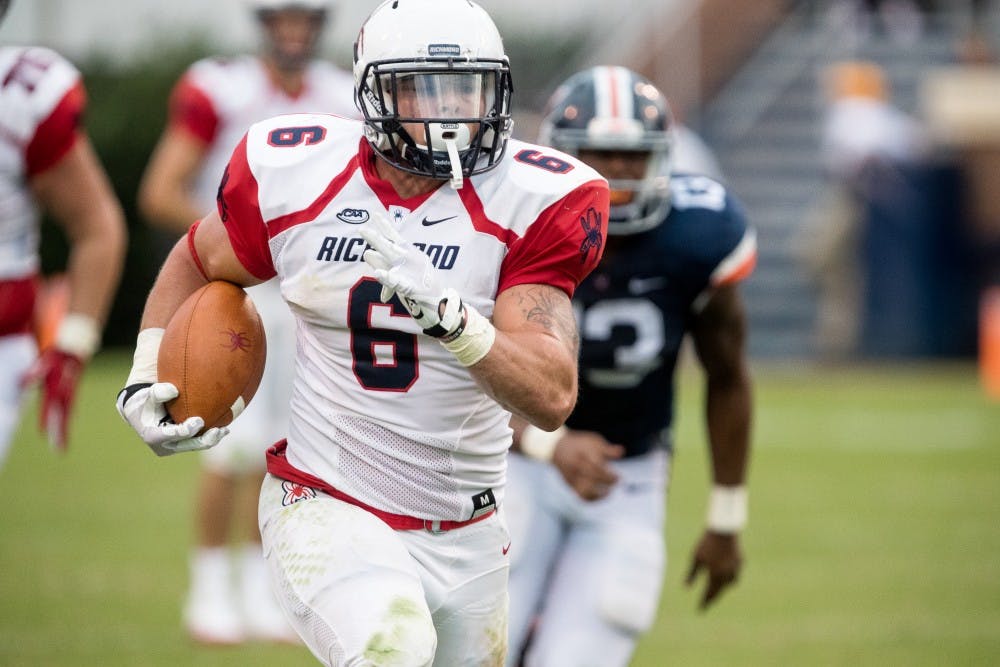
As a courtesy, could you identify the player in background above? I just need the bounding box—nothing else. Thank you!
[505,66,756,667]
[0,0,126,469]
[117,0,608,662]
[136,0,356,646]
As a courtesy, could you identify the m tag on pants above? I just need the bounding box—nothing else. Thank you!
[470,488,496,518]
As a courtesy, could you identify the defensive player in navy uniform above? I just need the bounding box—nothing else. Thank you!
[505,66,757,667]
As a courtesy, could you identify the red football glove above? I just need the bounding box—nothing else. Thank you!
[21,348,85,452]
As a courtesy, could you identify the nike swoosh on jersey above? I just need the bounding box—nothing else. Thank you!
[422,215,458,226]
[502,541,511,555]
[628,276,668,294]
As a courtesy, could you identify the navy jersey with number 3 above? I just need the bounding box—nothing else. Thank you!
[567,174,757,456]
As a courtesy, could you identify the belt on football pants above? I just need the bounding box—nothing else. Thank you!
[0,276,37,336]
[266,440,496,533]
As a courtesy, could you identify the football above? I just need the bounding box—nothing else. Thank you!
[157,281,266,433]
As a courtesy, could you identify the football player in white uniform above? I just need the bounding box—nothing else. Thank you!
[117,0,609,664]
[0,0,126,468]
[505,67,756,667]
[137,0,357,645]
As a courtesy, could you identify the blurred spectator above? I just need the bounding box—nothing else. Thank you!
[825,0,928,46]
[136,0,356,646]
[922,30,1000,389]
[820,61,928,177]
[802,61,929,358]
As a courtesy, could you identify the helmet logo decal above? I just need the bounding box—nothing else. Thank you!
[428,44,461,56]
[363,87,384,114]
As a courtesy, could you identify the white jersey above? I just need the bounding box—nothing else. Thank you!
[218,114,607,522]
[0,47,83,281]
[169,55,357,212]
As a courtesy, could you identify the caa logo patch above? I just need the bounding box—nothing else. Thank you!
[281,481,317,506]
[337,208,370,224]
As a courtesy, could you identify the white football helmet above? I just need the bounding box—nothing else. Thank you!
[353,0,513,189]
[539,66,674,235]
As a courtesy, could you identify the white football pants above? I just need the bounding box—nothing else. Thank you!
[0,333,37,469]
[259,473,510,666]
[504,449,669,667]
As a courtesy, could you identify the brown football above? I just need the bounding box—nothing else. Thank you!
[158,281,266,433]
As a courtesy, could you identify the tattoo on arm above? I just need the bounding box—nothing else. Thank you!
[518,285,579,354]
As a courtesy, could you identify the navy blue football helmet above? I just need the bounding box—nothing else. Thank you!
[539,66,673,234]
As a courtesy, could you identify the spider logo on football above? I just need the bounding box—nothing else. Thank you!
[158,281,267,433]
[223,329,252,352]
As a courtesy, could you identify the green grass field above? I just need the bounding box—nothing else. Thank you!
[2,352,999,666]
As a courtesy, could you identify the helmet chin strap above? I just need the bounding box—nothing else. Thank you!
[444,136,464,190]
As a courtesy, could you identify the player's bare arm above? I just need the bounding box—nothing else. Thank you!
[691,283,752,487]
[30,135,126,327]
[137,126,208,234]
[685,283,753,610]
[474,283,580,430]
[26,133,127,450]
[118,210,260,457]
[138,210,261,330]
[510,413,624,501]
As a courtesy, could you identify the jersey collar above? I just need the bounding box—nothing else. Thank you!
[358,139,441,211]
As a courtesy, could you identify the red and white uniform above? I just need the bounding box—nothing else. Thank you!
[170,55,356,210]
[0,46,84,463]
[225,112,605,664]
[169,55,356,473]
[222,113,606,522]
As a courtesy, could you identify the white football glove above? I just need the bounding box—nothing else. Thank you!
[360,213,466,339]
[115,382,229,457]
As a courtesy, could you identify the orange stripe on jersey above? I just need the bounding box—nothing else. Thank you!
[715,249,757,286]
[711,229,758,286]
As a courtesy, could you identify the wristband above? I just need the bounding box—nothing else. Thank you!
[54,312,101,360]
[125,328,165,386]
[440,304,495,367]
[519,424,567,462]
[706,485,748,534]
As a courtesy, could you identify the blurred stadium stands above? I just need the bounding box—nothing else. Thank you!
[3,0,998,362]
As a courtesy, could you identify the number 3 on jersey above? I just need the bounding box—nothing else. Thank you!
[575,298,664,388]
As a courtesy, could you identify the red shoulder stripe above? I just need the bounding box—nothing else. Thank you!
[25,80,84,176]
[267,154,360,239]
[218,136,275,280]
[168,74,219,145]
